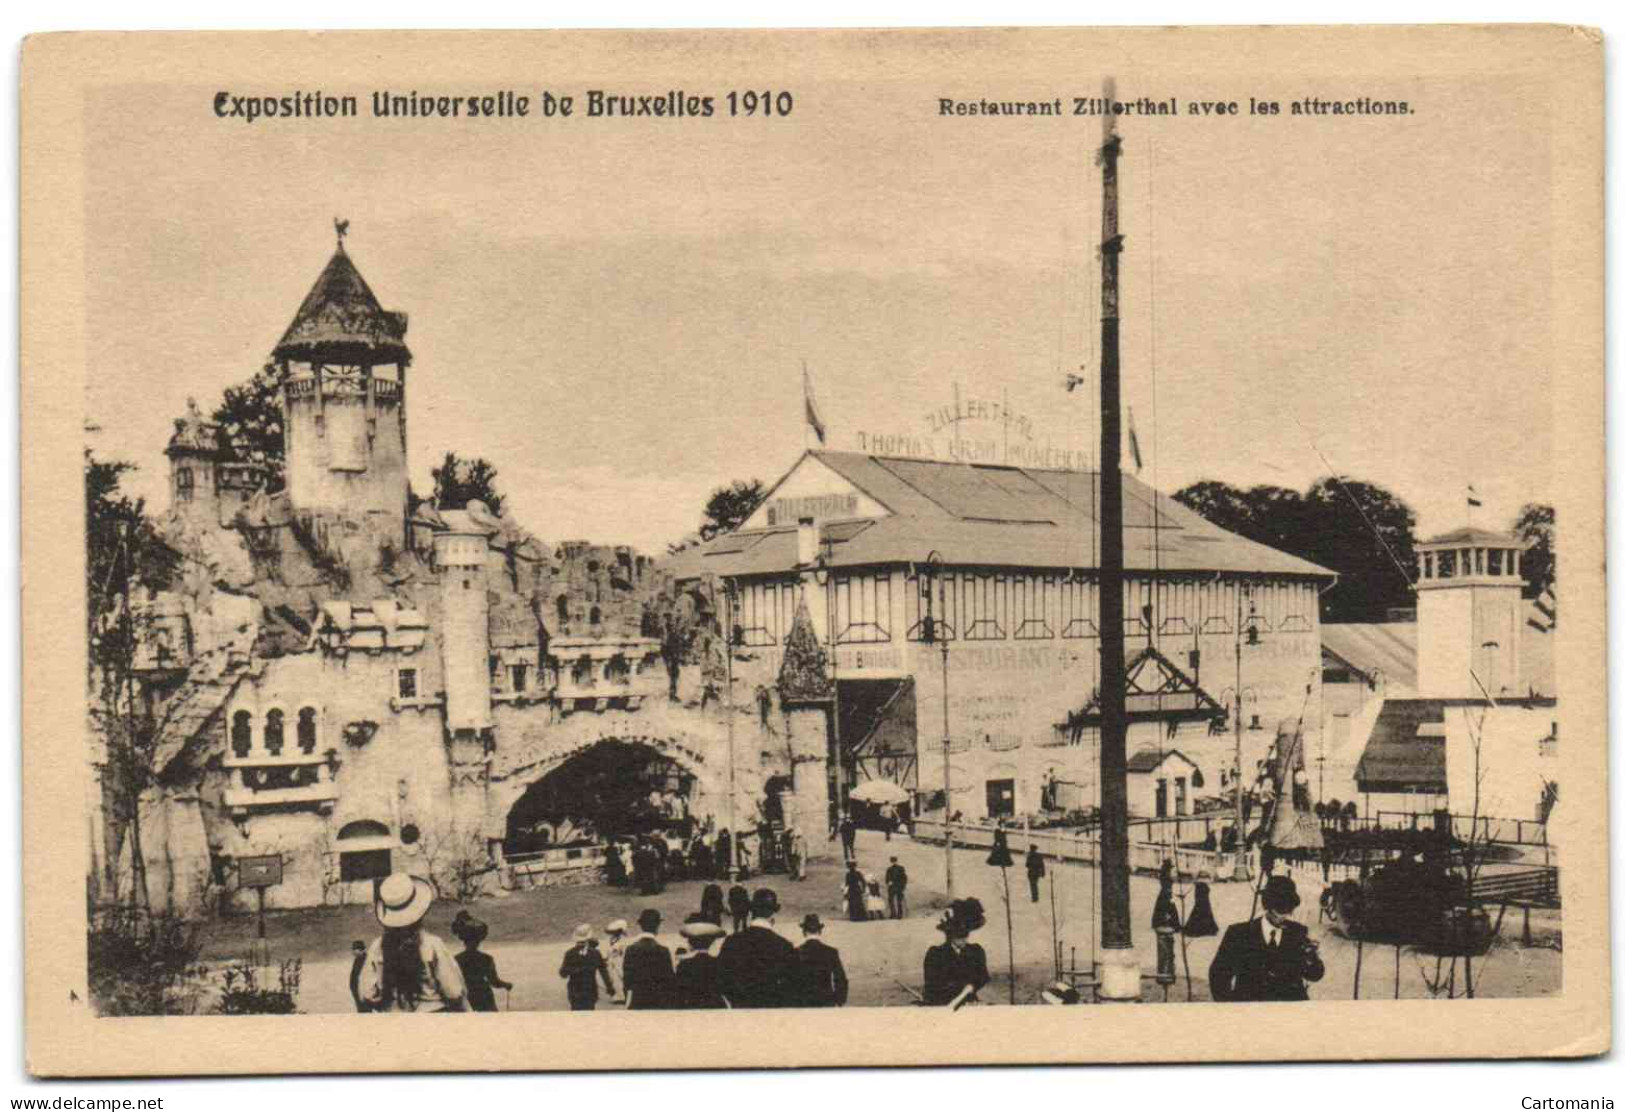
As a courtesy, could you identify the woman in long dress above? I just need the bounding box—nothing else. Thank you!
[845,864,868,922]
[603,920,629,1004]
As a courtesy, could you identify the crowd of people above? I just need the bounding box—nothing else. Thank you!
[345,819,1327,1012]
[602,823,811,896]
[568,889,849,1009]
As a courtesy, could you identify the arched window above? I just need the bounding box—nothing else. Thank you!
[231,710,252,758]
[338,820,391,840]
[297,707,318,754]
[556,595,570,624]
[589,605,602,625]
[264,709,285,756]
[337,820,393,881]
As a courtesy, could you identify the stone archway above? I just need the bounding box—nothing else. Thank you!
[499,738,707,855]
[483,728,730,845]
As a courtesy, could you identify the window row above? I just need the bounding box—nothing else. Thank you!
[230,706,323,759]
[723,573,1318,649]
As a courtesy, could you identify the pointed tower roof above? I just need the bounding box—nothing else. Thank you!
[165,397,226,459]
[776,595,834,703]
[273,232,410,366]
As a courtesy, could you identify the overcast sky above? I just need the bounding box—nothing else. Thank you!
[85,72,1554,554]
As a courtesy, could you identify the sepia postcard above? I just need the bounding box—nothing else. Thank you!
[20,25,1606,1075]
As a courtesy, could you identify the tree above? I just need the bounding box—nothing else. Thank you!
[1299,478,1418,624]
[86,451,182,914]
[1172,476,1418,624]
[1513,503,1555,598]
[700,478,765,540]
[431,451,505,516]
[212,363,286,493]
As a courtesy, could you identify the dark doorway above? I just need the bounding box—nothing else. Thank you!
[986,778,1015,819]
[503,740,695,857]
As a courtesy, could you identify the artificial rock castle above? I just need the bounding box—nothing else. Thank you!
[97,233,834,913]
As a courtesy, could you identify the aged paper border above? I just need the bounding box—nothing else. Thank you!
[20,25,1606,1075]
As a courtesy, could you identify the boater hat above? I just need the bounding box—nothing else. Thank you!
[573,924,595,942]
[679,919,726,942]
[605,919,628,935]
[374,872,436,929]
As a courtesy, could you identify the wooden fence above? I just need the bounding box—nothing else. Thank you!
[910,818,1246,881]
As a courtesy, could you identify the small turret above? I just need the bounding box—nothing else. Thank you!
[165,398,226,527]
[1416,526,1526,697]
[434,504,497,735]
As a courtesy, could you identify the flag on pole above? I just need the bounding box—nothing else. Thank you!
[1467,484,1483,508]
[1127,406,1143,473]
[802,361,827,445]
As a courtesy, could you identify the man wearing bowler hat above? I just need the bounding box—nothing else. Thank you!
[1208,874,1325,1002]
[796,914,848,1007]
[716,888,801,1007]
[621,908,676,1010]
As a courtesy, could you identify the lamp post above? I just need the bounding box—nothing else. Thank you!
[1232,582,1261,882]
[721,577,740,881]
[918,551,954,901]
[812,540,846,835]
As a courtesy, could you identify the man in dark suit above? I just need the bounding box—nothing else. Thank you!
[621,908,676,1009]
[1208,875,1325,1002]
[558,923,615,1011]
[796,914,849,1007]
[839,816,857,861]
[885,857,908,919]
[1025,844,1046,903]
[716,888,801,1007]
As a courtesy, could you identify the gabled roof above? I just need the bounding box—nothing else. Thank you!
[1321,622,1418,691]
[1354,699,1448,792]
[273,244,410,366]
[676,450,1335,580]
[1126,747,1198,773]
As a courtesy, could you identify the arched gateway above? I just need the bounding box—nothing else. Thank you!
[483,712,732,846]
[499,738,711,856]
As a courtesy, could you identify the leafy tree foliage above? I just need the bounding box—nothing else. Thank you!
[86,451,179,667]
[212,363,286,492]
[85,451,183,913]
[1513,503,1555,597]
[1172,476,1418,623]
[431,451,505,516]
[700,478,766,540]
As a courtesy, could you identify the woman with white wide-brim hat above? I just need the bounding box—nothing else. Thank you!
[358,873,469,1012]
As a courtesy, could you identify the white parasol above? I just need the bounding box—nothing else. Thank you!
[849,779,910,805]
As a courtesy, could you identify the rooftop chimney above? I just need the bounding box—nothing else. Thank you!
[797,517,819,568]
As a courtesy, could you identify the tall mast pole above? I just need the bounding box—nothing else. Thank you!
[1095,80,1140,1001]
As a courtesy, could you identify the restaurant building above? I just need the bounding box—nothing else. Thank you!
[672,449,1336,826]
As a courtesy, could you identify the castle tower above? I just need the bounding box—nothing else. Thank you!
[434,508,496,736]
[165,398,226,529]
[272,223,411,545]
[1416,527,1526,698]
